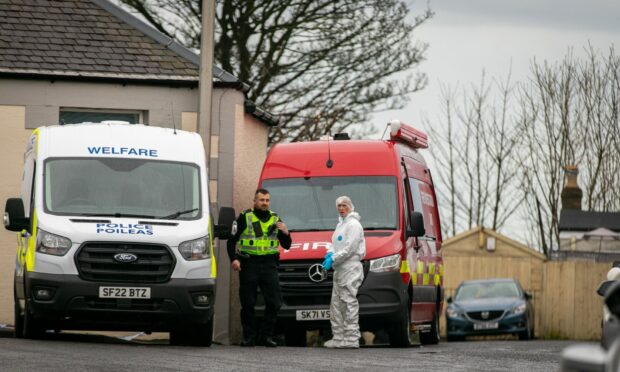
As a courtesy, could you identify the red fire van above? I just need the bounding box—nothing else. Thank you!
[258,120,443,347]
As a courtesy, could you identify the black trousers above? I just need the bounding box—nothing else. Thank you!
[239,255,282,340]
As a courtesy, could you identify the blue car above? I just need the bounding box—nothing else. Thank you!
[445,278,534,341]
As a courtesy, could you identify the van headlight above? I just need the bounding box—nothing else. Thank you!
[369,253,401,272]
[178,236,210,261]
[36,229,72,256]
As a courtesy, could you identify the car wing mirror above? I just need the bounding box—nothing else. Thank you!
[597,280,614,297]
[4,198,30,232]
[446,296,453,304]
[604,281,620,317]
[214,206,236,240]
[524,291,532,300]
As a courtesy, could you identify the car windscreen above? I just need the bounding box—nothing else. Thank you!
[44,158,201,220]
[455,281,521,301]
[261,176,398,231]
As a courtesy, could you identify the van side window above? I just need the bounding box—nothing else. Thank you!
[402,179,411,229]
[408,178,436,239]
[29,162,36,224]
[21,156,36,218]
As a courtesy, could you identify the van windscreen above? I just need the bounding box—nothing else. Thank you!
[44,158,201,220]
[262,176,398,231]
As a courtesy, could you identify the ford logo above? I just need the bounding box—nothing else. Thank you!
[114,253,138,263]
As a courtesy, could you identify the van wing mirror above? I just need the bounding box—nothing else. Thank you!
[407,211,425,238]
[214,206,236,240]
[4,198,30,232]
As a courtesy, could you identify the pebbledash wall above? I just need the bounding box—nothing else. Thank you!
[0,78,270,344]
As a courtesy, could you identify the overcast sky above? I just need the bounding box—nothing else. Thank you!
[371,0,620,134]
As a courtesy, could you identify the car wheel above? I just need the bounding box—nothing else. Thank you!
[420,310,440,345]
[13,287,24,339]
[388,304,414,347]
[447,334,465,342]
[170,317,214,347]
[518,318,532,341]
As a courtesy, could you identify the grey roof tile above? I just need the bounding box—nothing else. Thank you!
[0,0,204,81]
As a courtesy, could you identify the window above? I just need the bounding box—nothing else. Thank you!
[262,176,398,231]
[44,158,201,220]
[59,108,143,124]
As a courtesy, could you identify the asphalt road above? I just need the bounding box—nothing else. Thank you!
[0,328,581,372]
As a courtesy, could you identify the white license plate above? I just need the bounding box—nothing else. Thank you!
[99,286,151,299]
[296,309,331,321]
[474,322,499,330]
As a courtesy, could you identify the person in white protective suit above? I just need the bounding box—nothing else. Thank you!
[322,196,366,349]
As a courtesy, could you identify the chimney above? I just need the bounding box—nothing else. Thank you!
[561,165,582,210]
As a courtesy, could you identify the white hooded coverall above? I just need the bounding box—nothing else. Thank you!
[328,209,366,347]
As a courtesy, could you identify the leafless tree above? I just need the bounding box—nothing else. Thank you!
[430,46,619,255]
[116,0,433,143]
[518,46,620,252]
[424,72,523,237]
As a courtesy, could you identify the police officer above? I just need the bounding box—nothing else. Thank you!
[227,188,291,347]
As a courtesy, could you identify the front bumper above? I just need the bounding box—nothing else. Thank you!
[24,272,215,332]
[258,270,408,332]
[446,312,529,337]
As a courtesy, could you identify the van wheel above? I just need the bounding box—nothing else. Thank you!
[419,310,440,345]
[284,329,306,346]
[13,288,24,338]
[170,317,214,347]
[388,305,414,347]
[22,298,46,339]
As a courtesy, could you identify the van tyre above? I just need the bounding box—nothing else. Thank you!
[170,317,214,347]
[13,288,24,338]
[388,305,414,347]
[22,298,46,339]
[419,310,440,345]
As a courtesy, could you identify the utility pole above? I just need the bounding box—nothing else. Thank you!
[198,0,215,160]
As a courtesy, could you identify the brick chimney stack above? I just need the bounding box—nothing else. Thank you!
[561,165,582,210]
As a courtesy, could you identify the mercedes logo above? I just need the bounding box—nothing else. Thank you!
[308,263,327,283]
[481,311,490,320]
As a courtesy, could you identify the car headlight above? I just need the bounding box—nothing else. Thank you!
[369,253,401,272]
[446,308,461,318]
[36,228,72,256]
[178,235,210,261]
[512,303,527,315]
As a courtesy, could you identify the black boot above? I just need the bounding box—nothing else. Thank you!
[260,336,277,347]
[240,337,255,347]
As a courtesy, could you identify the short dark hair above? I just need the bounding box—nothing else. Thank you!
[255,188,270,197]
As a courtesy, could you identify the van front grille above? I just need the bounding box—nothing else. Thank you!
[278,260,333,306]
[75,242,175,283]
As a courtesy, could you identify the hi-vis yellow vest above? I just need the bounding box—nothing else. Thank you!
[238,210,280,255]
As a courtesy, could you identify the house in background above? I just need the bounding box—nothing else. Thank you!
[0,0,278,344]
[553,166,620,262]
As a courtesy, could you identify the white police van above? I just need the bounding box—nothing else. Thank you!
[4,122,234,346]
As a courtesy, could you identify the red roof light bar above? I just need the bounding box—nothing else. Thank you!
[389,120,428,149]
